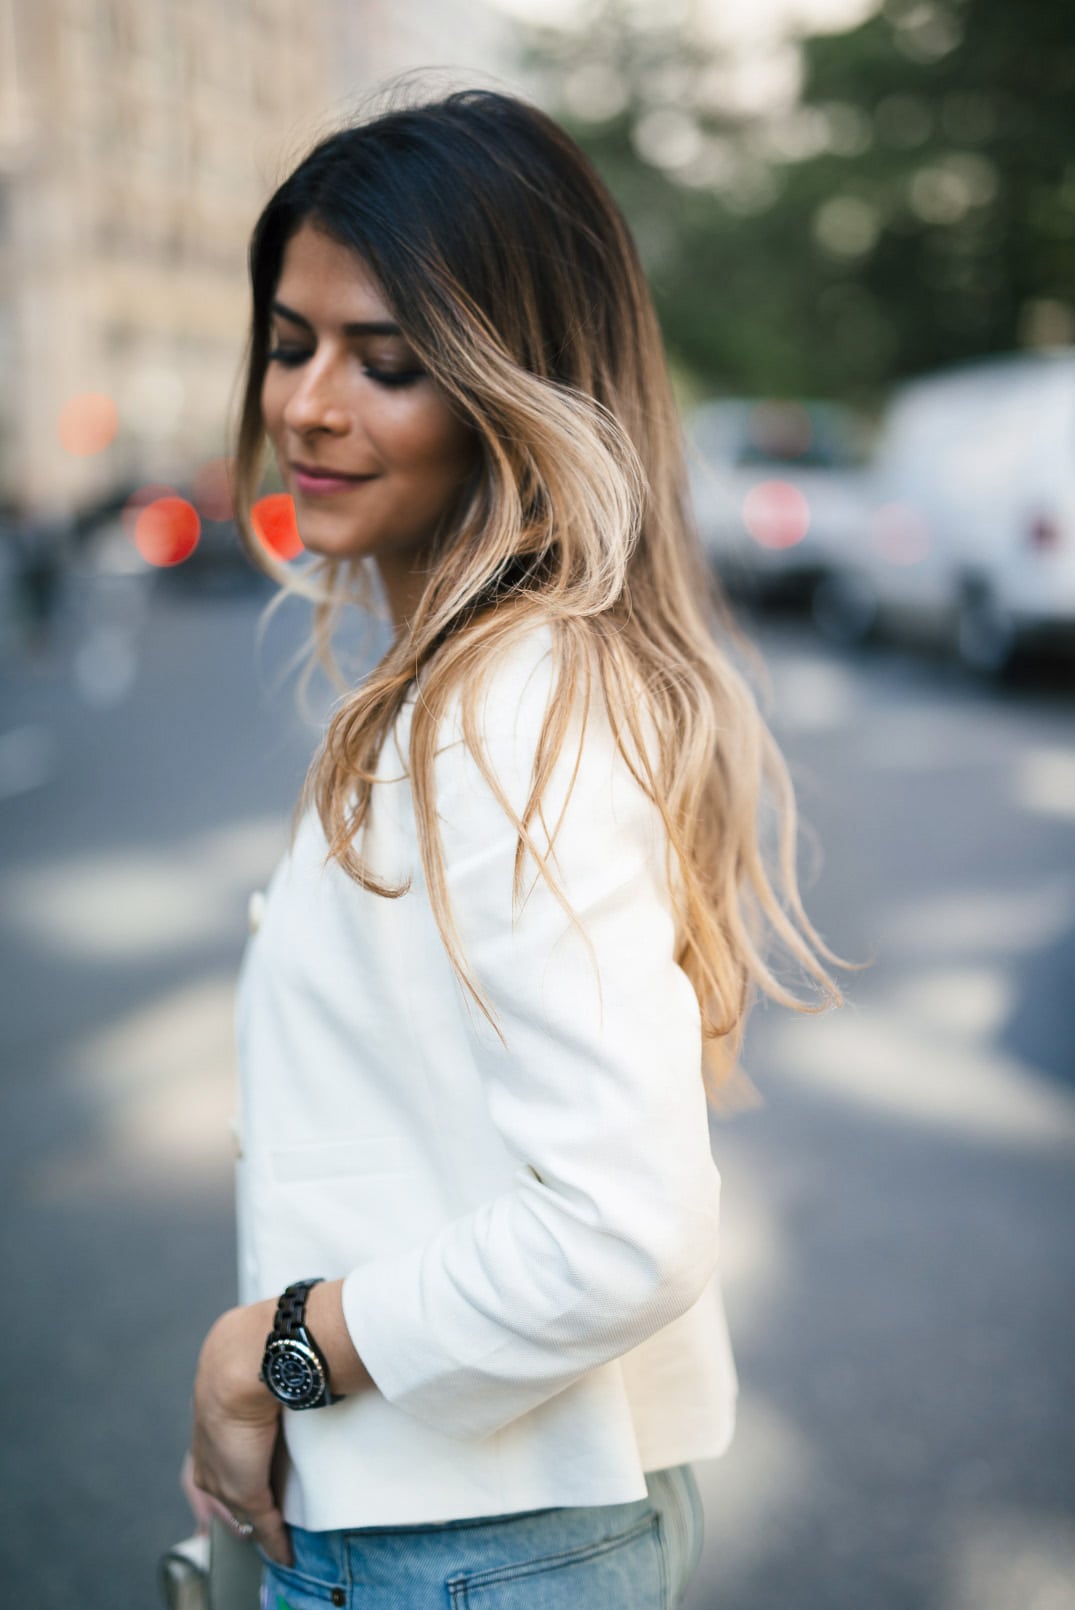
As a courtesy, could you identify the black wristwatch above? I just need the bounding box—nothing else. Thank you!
[259,1278,340,1409]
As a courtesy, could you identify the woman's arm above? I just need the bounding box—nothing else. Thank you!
[188,1289,373,1563]
[338,640,723,1441]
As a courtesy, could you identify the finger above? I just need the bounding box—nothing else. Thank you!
[250,1502,292,1568]
[219,1506,256,1539]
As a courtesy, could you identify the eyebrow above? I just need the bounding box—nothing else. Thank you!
[270,300,402,337]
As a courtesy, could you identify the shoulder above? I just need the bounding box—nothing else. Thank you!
[448,619,558,748]
[433,619,608,789]
[424,619,556,782]
[429,620,660,857]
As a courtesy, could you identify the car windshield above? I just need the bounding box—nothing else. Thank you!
[693,399,865,470]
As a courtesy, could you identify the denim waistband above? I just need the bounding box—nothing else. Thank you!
[260,1463,705,1610]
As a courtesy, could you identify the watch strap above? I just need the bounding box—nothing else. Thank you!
[272,1277,324,1339]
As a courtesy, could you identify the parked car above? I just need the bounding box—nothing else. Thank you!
[813,349,1075,673]
[687,397,871,606]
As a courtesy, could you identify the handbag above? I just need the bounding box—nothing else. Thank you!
[159,1517,262,1610]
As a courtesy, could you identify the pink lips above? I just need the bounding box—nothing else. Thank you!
[291,463,375,496]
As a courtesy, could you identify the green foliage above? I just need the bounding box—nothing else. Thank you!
[524,0,1075,402]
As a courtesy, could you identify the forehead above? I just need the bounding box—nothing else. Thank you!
[273,222,393,322]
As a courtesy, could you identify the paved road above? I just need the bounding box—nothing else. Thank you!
[1,572,1072,1610]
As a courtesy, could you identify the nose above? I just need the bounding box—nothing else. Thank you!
[281,354,350,436]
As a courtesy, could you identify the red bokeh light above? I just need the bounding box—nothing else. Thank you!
[193,457,235,522]
[134,496,201,566]
[57,392,119,456]
[122,483,178,537]
[252,493,303,560]
[742,480,811,549]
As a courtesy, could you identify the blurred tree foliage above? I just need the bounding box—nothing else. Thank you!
[524,0,1075,402]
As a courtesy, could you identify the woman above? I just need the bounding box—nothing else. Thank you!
[186,87,848,1608]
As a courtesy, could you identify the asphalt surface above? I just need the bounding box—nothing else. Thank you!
[1,566,1073,1610]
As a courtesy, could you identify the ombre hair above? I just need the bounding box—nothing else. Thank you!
[233,87,858,1100]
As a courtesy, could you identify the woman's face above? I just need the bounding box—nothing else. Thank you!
[261,222,476,623]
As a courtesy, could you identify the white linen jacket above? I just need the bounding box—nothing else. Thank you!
[234,625,738,1532]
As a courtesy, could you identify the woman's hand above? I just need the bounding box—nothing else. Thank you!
[188,1299,293,1567]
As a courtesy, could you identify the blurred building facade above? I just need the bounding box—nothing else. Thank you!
[0,0,510,524]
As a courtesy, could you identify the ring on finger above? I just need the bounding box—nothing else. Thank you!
[225,1512,256,1540]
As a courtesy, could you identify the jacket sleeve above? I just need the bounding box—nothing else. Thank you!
[340,635,723,1441]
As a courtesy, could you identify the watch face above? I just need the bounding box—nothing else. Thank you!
[263,1338,326,1407]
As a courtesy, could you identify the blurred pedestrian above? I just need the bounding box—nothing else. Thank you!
[12,510,67,655]
[184,87,847,1609]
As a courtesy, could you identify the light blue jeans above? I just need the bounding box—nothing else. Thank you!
[260,1463,704,1609]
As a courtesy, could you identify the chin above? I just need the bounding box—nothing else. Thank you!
[293,520,368,561]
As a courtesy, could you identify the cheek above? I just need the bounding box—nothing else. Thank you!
[401,402,475,486]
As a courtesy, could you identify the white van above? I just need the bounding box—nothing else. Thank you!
[814,349,1075,672]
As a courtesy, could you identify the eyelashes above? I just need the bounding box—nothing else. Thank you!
[265,347,309,368]
[370,370,425,389]
[265,348,424,389]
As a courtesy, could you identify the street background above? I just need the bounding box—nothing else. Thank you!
[2,2,1074,1608]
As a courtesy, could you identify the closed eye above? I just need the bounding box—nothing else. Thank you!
[266,347,424,389]
[364,367,425,389]
[266,346,311,368]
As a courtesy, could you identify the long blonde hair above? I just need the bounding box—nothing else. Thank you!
[233,88,858,1100]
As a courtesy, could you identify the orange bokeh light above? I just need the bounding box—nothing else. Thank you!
[252,493,303,560]
[57,392,119,456]
[134,497,201,566]
[742,480,811,549]
[193,457,236,522]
